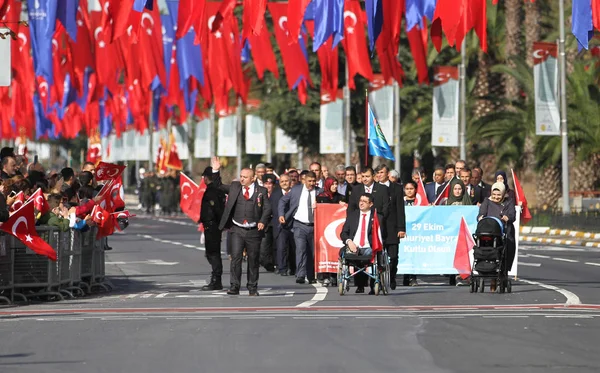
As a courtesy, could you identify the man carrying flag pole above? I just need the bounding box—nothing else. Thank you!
[365,90,395,164]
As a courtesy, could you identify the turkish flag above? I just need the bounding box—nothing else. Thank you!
[91,204,110,228]
[376,39,404,86]
[341,0,374,89]
[210,0,236,33]
[95,181,115,213]
[511,169,532,225]
[407,25,429,84]
[109,177,126,210]
[247,14,279,80]
[286,0,311,43]
[431,0,488,52]
[10,191,25,213]
[242,0,267,40]
[180,172,199,212]
[314,203,348,273]
[0,1,9,20]
[176,0,206,40]
[28,188,50,215]
[415,177,429,206]
[433,182,450,206]
[453,217,475,279]
[1,201,57,261]
[95,162,126,181]
[371,209,384,254]
[306,22,339,101]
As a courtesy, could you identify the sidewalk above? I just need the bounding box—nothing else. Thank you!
[519,226,600,248]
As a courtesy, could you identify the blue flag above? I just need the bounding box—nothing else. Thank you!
[167,0,204,88]
[367,101,395,161]
[34,93,54,139]
[60,73,78,119]
[28,0,58,84]
[133,0,153,12]
[151,89,161,127]
[76,68,92,112]
[365,0,383,51]
[572,0,593,50]
[99,93,112,138]
[161,13,175,86]
[241,38,251,64]
[56,0,78,42]
[183,81,198,115]
[313,0,345,52]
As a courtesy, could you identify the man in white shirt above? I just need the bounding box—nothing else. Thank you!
[278,171,323,284]
[309,162,325,189]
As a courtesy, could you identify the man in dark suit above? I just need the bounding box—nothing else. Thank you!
[375,164,406,290]
[212,158,272,296]
[459,168,482,205]
[347,167,389,218]
[472,167,491,200]
[425,167,446,204]
[340,193,386,294]
[259,174,277,272]
[270,174,295,276]
[199,167,226,291]
[278,171,323,284]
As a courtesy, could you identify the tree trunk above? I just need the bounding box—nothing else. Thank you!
[524,1,540,68]
[536,166,562,209]
[503,0,523,99]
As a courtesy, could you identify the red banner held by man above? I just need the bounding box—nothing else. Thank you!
[314,203,347,273]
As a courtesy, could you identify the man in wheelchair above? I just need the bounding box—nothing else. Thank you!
[339,193,387,294]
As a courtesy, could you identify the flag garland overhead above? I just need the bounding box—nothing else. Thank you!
[0,0,596,143]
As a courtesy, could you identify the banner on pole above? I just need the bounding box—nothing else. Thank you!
[0,28,11,87]
[398,206,479,275]
[217,115,238,157]
[245,115,267,154]
[194,119,212,159]
[431,66,459,147]
[314,203,348,273]
[275,127,298,154]
[368,77,394,143]
[319,96,344,154]
[172,123,189,160]
[533,42,560,136]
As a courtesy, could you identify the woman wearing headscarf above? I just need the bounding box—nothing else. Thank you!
[494,171,516,202]
[478,182,517,291]
[316,177,344,204]
[316,177,343,286]
[443,178,472,205]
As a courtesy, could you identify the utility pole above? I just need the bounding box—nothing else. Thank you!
[236,98,243,177]
[393,80,401,172]
[558,0,570,214]
[344,62,351,166]
[459,39,467,161]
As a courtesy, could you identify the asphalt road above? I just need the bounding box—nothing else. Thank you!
[0,213,598,373]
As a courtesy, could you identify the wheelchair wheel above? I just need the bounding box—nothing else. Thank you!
[338,260,346,295]
[380,252,390,295]
[374,282,380,296]
[339,281,345,295]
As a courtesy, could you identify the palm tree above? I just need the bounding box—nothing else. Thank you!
[503,0,523,99]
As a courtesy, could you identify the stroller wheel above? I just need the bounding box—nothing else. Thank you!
[449,276,457,286]
[478,278,485,293]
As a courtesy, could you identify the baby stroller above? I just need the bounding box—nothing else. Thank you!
[337,247,390,296]
[469,217,512,293]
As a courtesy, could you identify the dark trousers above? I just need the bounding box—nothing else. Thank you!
[292,222,315,281]
[230,225,262,290]
[260,226,274,269]
[276,228,295,273]
[204,228,223,280]
[386,243,399,281]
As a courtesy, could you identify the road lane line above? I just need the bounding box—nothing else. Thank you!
[519,262,542,267]
[295,283,328,308]
[552,257,579,263]
[519,279,581,306]
[585,262,600,267]
[528,254,550,258]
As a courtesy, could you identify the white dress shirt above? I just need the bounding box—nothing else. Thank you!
[364,183,374,194]
[380,180,390,187]
[233,183,257,228]
[351,210,371,249]
[293,186,315,224]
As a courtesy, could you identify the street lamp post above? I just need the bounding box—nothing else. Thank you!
[558,0,570,214]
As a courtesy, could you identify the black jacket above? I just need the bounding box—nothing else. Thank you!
[0,192,9,222]
[383,181,406,244]
[200,182,226,229]
[340,208,386,247]
[213,172,272,231]
[347,183,390,219]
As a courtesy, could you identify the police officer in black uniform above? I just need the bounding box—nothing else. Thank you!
[199,167,226,291]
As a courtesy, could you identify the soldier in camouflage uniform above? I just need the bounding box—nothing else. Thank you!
[142,171,158,214]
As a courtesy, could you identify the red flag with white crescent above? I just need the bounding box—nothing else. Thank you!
[95,161,126,181]
[27,188,50,215]
[415,177,429,206]
[433,182,450,206]
[10,191,25,213]
[0,200,57,261]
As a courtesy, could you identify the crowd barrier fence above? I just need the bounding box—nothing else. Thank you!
[0,226,112,305]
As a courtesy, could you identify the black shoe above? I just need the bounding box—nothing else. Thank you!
[289,270,295,276]
[368,288,375,295]
[390,278,397,290]
[296,278,306,284]
[263,265,275,272]
[248,290,260,296]
[355,287,365,294]
[308,279,317,284]
[279,271,289,276]
[226,288,240,295]
[104,246,113,251]
[201,282,223,291]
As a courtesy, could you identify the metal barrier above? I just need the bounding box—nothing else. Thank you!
[0,226,112,305]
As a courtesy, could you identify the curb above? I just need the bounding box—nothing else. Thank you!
[520,235,600,248]
[520,226,600,239]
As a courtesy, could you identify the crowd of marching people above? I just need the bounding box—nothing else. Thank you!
[195,157,519,296]
[0,147,129,256]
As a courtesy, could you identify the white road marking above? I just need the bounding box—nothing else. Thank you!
[585,262,600,267]
[155,293,169,298]
[545,315,593,319]
[106,259,179,266]
[519,262,542,267]
[528,254,551,259]
[519,279,581,306]
[552,257,579,263]
[295,283,328,308]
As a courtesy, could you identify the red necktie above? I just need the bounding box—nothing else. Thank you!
[359,213,367,247]
[244,186,250,200]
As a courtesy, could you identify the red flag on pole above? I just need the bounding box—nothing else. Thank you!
[28,188,50,215]
[95,162,126,181]
[511,169,532,225]
[453,217,475,279]
[371,209,384,254]
[415,177,429,206]
[433,182,450,206]
[341,0,374,89]
[10,191,25,213]
[1,201,57,261]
